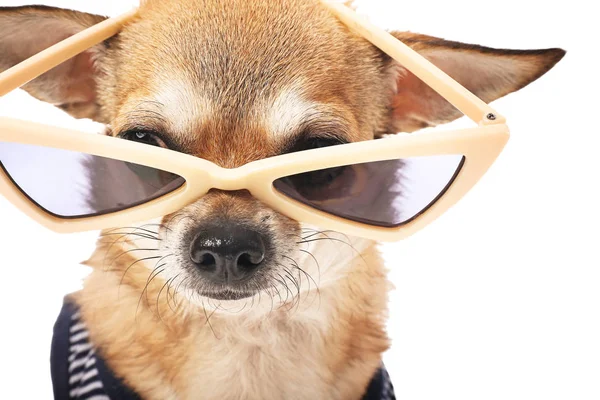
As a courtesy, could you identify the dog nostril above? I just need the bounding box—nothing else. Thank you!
[237,251,264,269]
[200,254,214,266]
[197,253,216,268]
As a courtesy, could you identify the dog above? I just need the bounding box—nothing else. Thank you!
[0,0,564,399]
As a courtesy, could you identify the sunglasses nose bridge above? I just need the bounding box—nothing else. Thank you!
[209,167,248,191]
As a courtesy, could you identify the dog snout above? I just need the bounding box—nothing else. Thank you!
[189,226,266,284]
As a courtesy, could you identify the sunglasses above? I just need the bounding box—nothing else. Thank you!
[0,1,509,242]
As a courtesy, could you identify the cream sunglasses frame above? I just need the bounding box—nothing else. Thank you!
[0,1,509,242]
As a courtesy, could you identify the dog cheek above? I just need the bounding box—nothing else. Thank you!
[295,223,375,282]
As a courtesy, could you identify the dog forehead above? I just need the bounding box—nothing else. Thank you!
[149,79,320,139]
[115,1,350,127]
[125,0,348,81]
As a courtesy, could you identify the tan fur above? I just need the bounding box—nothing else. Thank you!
[0,0,565,398]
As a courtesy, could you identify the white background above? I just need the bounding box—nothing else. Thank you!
[0,0,598,398]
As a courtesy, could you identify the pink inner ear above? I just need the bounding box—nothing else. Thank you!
[391,69,447,132]
[60,51,97,104]
[393,71,426,121]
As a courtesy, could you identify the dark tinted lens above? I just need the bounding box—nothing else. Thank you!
[0,141,185,218]
[273,155,465,227]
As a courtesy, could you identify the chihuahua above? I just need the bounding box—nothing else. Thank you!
[0,0,564,399]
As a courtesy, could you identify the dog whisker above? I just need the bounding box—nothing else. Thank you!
[136,265,166,322]
[280,266,302,312]
[105,225,159,234]
[274,272,292,306]
[300,228,354,245]
[201,298,220,340]
[299,249,321,284]
[155,277,177,330]
[118,255,163,295]
[173,276,189,308]
[99,232,160,241]
[296,236,370,269]
[106,247,160,269]
[269,274,285,305]
[166,274,181,314]
[293,264,321,311]
[100,225,161,269]
[296,237,352,247]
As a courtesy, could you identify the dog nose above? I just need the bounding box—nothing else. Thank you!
[189,226,266,284]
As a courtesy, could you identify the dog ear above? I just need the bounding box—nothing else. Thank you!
[0,6,107,120]
[386,32,565,133]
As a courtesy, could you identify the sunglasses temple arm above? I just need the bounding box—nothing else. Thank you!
[320,1,505,126]
[0,8,138,98]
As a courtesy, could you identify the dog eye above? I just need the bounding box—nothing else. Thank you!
[306,137,344,150]
[286,136,346,154]
[280,136,353,195]
[119,130,167,148]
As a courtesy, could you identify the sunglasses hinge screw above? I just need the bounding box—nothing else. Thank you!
[486,113,497,121]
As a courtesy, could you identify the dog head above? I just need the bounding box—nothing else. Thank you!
[0,0,564,310]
